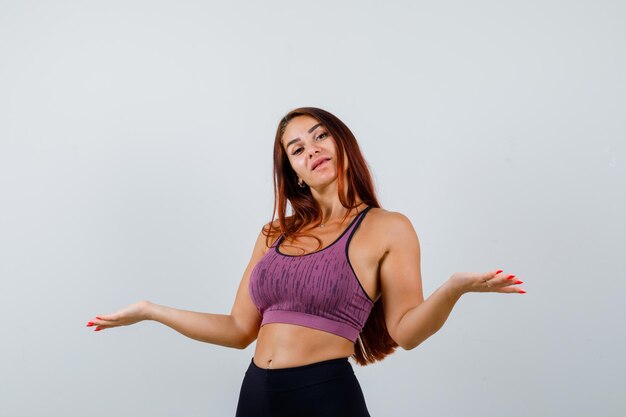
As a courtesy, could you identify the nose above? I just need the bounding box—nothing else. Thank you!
[307,145,321,158]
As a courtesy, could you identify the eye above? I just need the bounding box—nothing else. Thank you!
[290,132,328,155]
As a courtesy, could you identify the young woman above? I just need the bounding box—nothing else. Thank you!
[87,107,525,417]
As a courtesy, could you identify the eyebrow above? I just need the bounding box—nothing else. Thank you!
[284,123,322,149]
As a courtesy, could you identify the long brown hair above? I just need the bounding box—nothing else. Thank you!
[263,106,398,366]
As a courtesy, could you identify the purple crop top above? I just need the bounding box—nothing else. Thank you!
[248,206,375,343]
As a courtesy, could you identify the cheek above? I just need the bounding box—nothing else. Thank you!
[289,158,307,174]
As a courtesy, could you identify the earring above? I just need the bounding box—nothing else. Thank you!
[298,178,306,188]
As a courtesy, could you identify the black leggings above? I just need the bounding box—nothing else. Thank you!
[235,356,372,417]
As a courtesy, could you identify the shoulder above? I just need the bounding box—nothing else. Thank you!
[364,208,419,252]
[364,207,414,230]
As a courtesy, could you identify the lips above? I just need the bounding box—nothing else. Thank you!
[311,157,331,171]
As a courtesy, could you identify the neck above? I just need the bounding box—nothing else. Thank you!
[317,201,365,226]
[308,172,364,226]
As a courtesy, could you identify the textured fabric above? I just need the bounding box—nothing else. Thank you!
[235,356,371,417]
[248,206,375,342]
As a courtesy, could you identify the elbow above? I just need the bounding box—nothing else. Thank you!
[236,340,252,350]
[235,332,258,350]
[230,316,260,349]
[392,331,419,351]
[398,326,439,351]
[390,322,420,351]
[400,340,422,351]
[393,326,432,351]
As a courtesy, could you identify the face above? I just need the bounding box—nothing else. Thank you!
[281,115,342,189]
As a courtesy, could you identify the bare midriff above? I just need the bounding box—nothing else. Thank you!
[252,323,356,369]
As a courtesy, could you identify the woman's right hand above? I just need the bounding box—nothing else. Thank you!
[87,300,153,332]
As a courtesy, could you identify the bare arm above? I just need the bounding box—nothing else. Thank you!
[378,212,525,350]
[88,226,271,350]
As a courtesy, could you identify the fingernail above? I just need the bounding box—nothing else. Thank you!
[518,290,526,294]
[507,275,516,280]
[86,322,94,327]
[514,280,523,284]
[94,327,103,331]
[96,317,103,320]
[496,269,503,274]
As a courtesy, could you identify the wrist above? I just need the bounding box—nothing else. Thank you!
[140,300,156,321]
[444,276,465,300]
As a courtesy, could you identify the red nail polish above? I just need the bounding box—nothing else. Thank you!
[507,275,516,280]
[86,322,94,327]
[96,316,103,320]
[95,328,102,331]
[496,269,503,274]
[518,290,526,294]
[514,280,523,284]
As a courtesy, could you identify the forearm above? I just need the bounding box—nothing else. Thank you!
[396,279,462,350]
[146,302,246,349]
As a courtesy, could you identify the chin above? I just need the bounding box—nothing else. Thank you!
[312,177,338,189]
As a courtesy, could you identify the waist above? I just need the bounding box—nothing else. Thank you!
[246,356,354,391]
[253,323,355,369]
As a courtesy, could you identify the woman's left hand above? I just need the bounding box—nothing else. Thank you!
[449,269,526,297]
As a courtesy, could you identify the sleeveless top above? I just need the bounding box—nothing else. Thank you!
[248,206,375,343]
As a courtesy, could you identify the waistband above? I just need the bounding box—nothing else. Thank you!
[250,356,351,373]
[246,356,354,391]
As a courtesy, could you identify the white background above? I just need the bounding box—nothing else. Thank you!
[1,1,624,416]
